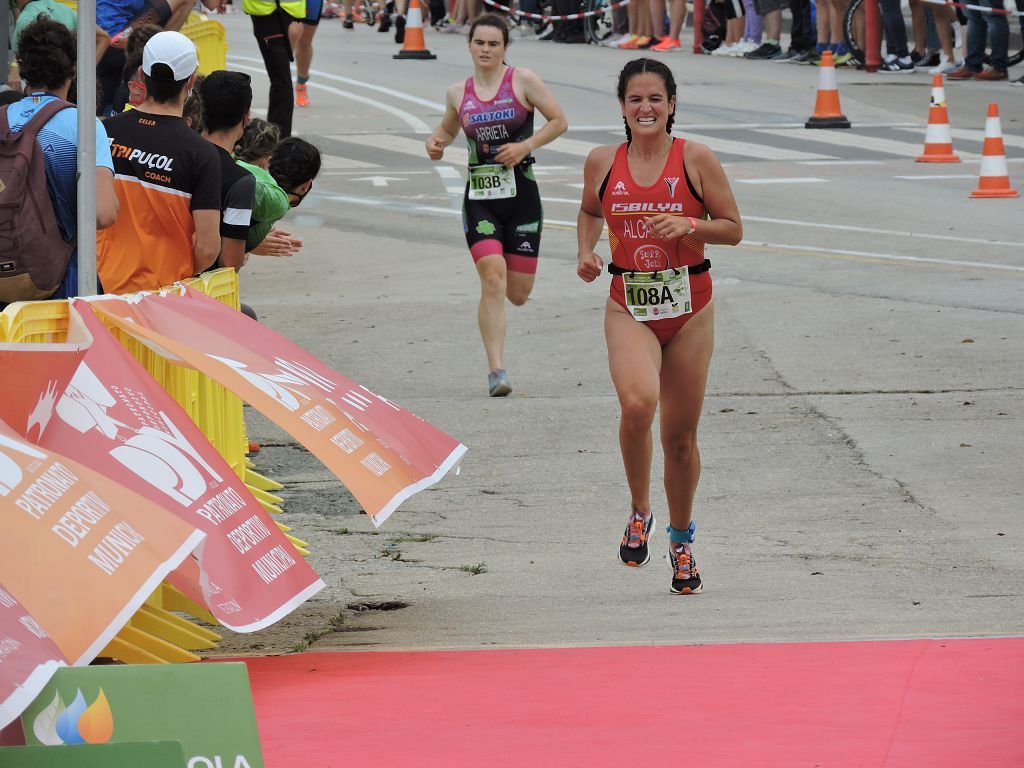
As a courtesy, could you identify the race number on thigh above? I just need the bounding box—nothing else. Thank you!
[468,164,517,200]
[623,268,692,321]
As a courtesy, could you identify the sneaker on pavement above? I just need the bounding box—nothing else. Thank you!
[652,36,681,51]
[488,369,512,397]
[774,48,802,62]
[619,35,649,49]
[618,512,654,567]
[792,48,817,63]
[711,42,736,56]
[1011,73,1024,87]
[833,51,855,66]
[668,542,703,594]
[945,65,980,79]
[342,16,354,28]
[379,13,391,31]
[915,50,941,68]
[879,56,915,73]
[974,67,1007,81]
[745,42,782,59]
[928,55,961,75]
[638,36,660,49]
[536,22,554,39]
[394,14,406,43]
[295,83,309,108]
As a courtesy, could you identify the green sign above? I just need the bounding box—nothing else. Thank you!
[0,740,185,766]
[20,663,263,768]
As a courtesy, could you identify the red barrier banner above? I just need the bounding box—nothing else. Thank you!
[0,421,204,729]
[32,303,325,632]
[88,289,467,526]
[0,586,66,732]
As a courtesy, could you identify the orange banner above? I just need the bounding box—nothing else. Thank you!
[0,585,66,731]
[0,421,204,725]
[31,303,324,631]
[88,290,466,525]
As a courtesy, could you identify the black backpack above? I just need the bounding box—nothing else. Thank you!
[0,99,75,303]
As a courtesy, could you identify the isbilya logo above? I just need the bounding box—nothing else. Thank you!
[33,688,114,745]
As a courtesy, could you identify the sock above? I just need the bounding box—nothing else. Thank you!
[297,76,309,84]
[834,42,846,56]
[766,37,780,46]
[816,42,827,53]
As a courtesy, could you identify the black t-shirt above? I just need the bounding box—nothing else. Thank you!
[213,145,256,242]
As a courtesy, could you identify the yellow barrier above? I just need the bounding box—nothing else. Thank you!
[0,270,306,664]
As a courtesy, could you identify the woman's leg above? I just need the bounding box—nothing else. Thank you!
[475,252,509,371]
[606,302,663,518]
[658,303,715,533]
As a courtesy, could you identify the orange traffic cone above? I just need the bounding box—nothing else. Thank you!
[805,51,850,129]
[970,103,1019,199]
[916,75,960,163]
[393,0,436,60]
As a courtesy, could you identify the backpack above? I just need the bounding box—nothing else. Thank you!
[0,99,75,304]
[700,1,727,53]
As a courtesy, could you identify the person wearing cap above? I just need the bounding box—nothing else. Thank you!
[244,0,306,137]
[97,31,223,295]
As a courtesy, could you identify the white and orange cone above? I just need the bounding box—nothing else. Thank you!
[393,0,436,60]
[970,103,1019,199]
[917,75,960,163]
[805,51,851,129]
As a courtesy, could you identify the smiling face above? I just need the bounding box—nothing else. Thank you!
[468,24,507,70]
[620,72,676,137]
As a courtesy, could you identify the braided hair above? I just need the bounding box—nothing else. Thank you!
[617,58,677,144]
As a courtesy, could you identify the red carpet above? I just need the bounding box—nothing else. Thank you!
[238,638,1024,767]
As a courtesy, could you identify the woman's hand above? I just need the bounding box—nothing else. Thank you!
[426,136,447,161]
[494,141,531,169]
[250,228,302,257]
[577,251,604,282]
[643,214,693,240]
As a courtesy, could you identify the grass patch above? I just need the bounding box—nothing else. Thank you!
[458,562,488,575]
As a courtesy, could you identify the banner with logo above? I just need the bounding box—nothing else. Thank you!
[31,303,324,632]
[1,741,186,767]
[0,421,204,729]
[20,663,264,768]
[88,289,467,526]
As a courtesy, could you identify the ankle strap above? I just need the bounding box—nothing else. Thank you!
[667,521,695,544]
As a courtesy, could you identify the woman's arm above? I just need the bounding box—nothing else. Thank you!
[494,68,568,168]
[577,146,614,282]
[426,83,463,161]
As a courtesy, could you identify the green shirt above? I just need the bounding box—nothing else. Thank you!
[13,0,77,54]
[237,159,289,252]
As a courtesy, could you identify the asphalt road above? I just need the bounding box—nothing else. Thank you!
[207,12,1024,654]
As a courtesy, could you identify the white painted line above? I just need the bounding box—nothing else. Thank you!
[539,137,601,157]
[677,131,838,161]
[541,196,582,204]
[229,63,432,134]
[434,166,463,179]
[799,160,886,166]
[229,55,447,111]
[895,126,1024,151]
[320,154,380,170]
[330,170,432,175]
[760,127,981,161]
[324,192,577,227]
[893,174,976,180]
[742,215,1022,248]
[565,182,585,189]
[744,240,1024,273]
[324,133,469,166]
[590,122,921,132]
[736,177,829,185]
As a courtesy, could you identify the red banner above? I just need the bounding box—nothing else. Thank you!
[30,303,325,632]
[0,421,204,728]
[88,289,466,525]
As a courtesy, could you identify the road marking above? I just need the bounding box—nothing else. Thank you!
[351,175,405,187]
[742,215,1023,248]
[323,192,579,227]
[893,174,976,180]
[741,241,1024,273]
[736,177,829,185]
[587,122,921,131]
[676,132,838,161]
[799,160,886,166]
[229,63,432,133]
[539,137,601,157]
[895,126,1024,151]
[320,154,380,170]
[324,133,469,166]
[760,127,981,161]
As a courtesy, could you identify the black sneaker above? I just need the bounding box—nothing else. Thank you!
[879,56,915,73]
[394,14,406,43]
[914,50,940,68]
[618,512,654,567]
[774,48,801,62]
[378,14,391,31]
[793,48,818,64]
[745,42,783,60]
[668,542,703,594]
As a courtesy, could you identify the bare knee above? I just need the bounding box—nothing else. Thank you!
[620,396,658,431]
[479,269,505,299]
[662,429,698,463]
[507,291,528,307]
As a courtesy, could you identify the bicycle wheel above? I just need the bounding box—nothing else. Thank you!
[843,0,866,65]
[584,0,615,44]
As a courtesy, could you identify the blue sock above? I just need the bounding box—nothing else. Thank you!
[834,42,847,56]
[817,42,828,53]
[297,76,309,85]
[666,521,696,544]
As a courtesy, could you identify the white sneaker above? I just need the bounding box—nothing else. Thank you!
[735,39,758,54]
[602,33,625,47]
[712,42,736,56]
[929,54,960,75]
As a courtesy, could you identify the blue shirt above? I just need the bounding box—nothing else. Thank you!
[95,0,146,35]
[5,94,115,298]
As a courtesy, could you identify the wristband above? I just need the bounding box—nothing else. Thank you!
[685,216,698,235]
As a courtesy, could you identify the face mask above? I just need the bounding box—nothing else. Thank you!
[289,181,313,208]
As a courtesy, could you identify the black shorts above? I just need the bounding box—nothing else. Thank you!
[462,168,543,275]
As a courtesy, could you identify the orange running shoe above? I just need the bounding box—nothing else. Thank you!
[619,35,649,50]
[295,83,310,108]
[618,512,654,567]
[667,522,702,594]
[652,36,681,52]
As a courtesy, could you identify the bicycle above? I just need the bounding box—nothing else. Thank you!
[583,0,616,44]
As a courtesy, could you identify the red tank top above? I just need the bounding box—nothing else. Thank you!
[601,139,706,304]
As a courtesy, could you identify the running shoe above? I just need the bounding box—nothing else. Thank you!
[668,542,702,594]
[619,35,650,50]
[608,33,637,47]
[638,36,660,49]
[914,50,940,68]
[618,512,654,567]
[879,55,915,73]
[651,36,681,52]
[295,83,310,108]
[488,369,512,397]
[536,22,554,39]
[394,14,406,43]
[928,55,963,75]
[109,26,133,49]
[974,67,1007,81]
[342,16,355,28]
[1011,73,1024,87]
[745,42,783,60]
[832,51,853,66]
[379,14,391,32]
[711,42,736,56]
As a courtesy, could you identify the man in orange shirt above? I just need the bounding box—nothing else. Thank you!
[98,31,221,294]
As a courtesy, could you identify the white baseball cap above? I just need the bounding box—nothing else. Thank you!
[142,31,198,81]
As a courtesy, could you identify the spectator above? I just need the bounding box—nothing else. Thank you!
[107,22,162,112]
[3,17,118,302]
[650,0,686,51]
[198,71,256,272]
[7,0,110,90]
[97,31,221,294]
[744,0,786,58]
[244,0,305,137]
[947,0,1009,80]
[244,136,322,258]
[234,117,292,254]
